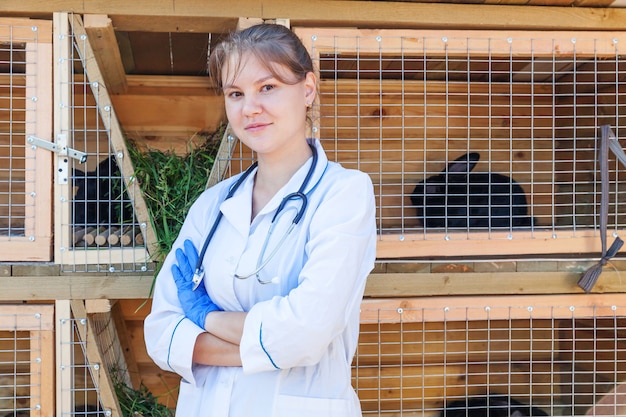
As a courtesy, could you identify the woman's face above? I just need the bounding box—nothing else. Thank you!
[221,52,316,160]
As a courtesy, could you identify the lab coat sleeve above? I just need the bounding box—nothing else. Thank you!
[240,169,377,373]
[144,188,225,386]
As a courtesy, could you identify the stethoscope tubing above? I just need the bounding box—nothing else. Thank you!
[192,143,318,289]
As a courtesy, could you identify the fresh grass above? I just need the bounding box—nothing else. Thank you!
[112,370,175,417]
[128,127,223,264]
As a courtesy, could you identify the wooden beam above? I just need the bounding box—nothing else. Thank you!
[70,300,123,417]
[0,267,625,300]
[363,270,626,298]
[83,14,128,94]
[0,275,155,300]
[360,293,626,323]
[1,1,626,31]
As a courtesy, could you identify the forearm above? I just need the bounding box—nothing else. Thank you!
[193,312,247,367]
[204,311,247,345]
[192,332,242,366]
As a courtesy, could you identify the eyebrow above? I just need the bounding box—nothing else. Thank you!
[222,74,276,91]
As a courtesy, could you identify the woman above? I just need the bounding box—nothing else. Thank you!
[144,23,377,417]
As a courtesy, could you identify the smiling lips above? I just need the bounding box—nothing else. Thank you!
[245,122,271,132]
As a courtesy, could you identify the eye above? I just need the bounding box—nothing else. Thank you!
[225,90,242,99]
[261,84,275,93]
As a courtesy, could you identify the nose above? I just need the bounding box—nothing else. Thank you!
[242,94,262,117]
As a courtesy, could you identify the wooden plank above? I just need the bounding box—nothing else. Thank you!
[364,270,600,297]
[55,300,73,417]
[376,230,618,258]
[31,328,55,417]
[124,74,215,95]
[71,300,122,417]
[0,275,154,300]
[0,266,624,300]
[24,29,53,261]
[0,18,52,43]
[110,94,224,136]
[297,27,625,57]
[359,293,626,323]
[83,14,128,94]
[0,304,54,330]
[70,14,159,258]
[3,1,626,31]
[53,12,74,264]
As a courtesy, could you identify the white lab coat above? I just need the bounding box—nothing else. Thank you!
[144,139,377,417]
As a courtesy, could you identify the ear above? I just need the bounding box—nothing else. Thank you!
[304,71,317,106]
[447,152,479,174]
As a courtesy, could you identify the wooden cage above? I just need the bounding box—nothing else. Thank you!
[3,7,626,417]
[220,27,626,260]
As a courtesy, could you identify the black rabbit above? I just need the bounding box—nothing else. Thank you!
[411,152,533,229]
[438,395,549,417]
[72,156,134,227]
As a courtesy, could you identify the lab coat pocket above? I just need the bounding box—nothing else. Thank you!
[274,394,352,417]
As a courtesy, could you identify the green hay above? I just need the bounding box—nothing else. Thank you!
[128,126,223,264]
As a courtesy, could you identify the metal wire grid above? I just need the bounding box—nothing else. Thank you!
[57,318,105,417]
[305,31,626,241]
[0,305,54,417]
[0,330,38,416]
[57,18,151,273]
[0,24,38,238]
[354,302,626,416]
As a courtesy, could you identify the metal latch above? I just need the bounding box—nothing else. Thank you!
[28,135,88,163]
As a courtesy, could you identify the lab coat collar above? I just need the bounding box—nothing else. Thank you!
[220,138,329,233]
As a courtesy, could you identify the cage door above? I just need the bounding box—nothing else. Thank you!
[0,18,53,261]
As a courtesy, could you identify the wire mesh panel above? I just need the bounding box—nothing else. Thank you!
[0,18,52,261]
[0,304,54,417]
[54,13,153,273]
[56,312,108,417]
[355,295,626,416]
[292,28,626,258]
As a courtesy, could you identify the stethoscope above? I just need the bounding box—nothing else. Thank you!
[192,143,318,289]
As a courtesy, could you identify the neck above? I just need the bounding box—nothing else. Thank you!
[251,141,313,219]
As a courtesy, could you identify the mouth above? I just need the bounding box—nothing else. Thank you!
[245,122,270,132]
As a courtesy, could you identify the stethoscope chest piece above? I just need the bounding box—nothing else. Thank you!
[192,267,205,291]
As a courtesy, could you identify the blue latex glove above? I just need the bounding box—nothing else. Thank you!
[171,239,222,329]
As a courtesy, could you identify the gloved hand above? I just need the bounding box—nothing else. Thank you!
[171,239,222,329]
